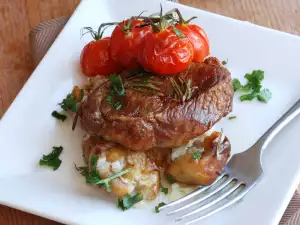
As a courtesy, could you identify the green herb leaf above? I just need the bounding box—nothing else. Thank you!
[233,70,271,103]
[166,174,175,184]
[232,79,242,92]
[192,151,201,160]
[222,59,228,65]
[59,93,78,112]
[108,74,126,97]
[106,95,113,104]
[107,74,126,110]
[84,155,130,192]
[154,202,166,213]
[118,193,143,211]
[51,111,67,121]
[160,185,168,195]
[39,146,63,170]
[228,116,237,120]
[244,70,264,93]
[257,88,272,103]
[114,102,122,110]
[172,26,185,39]
[240,83,252,92]
[240,92,258,102]
[74,163,89,176]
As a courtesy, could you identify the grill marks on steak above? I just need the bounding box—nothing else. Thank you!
[80,57,234,151]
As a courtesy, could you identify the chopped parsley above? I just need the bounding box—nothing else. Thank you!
[222,59,228,65]
[228,116,237,120]
[166,174,175,184]
[74,163,89,176]
[154,202,166,213]
[106,74,126,110]
[51,110,67,121]
[160,185,168,195]
[59,93,79,112]
[77,155,130,192]
[232,79,242,92]
[118,193,143,211]
[232,70,272,103]
[257,88,272,103]
[192,151,201,160]
[240,92,258,101]
[39,146,63,171]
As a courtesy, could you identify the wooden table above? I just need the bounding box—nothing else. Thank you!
[0,0,299,224]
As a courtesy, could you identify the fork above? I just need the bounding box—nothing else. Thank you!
[159,98,300,224]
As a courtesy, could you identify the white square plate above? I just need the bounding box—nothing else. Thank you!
[1,0,300,224]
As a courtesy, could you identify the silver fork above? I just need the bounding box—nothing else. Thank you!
[159,98,300,224]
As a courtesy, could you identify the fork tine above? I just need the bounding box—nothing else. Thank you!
[167,175,234,215]
[175,181,243,221]
[159,173,226,212]
[185,185,249,225]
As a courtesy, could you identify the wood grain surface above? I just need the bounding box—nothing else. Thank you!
[0,0,299,224]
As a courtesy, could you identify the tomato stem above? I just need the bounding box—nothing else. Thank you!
[165,8,197,25]
[81,22,118,40]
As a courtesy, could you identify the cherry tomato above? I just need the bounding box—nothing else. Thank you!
[110,19,152,71]
[175,23,210,62]
[80,37,122,77]
[138,27,194,75]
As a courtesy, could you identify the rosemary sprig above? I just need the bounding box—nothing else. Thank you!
[169,76,194,102]
[125,74,163,96]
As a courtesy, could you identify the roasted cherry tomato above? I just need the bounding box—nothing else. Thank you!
[171,10,210,62]
[80,26,122,77]
[175,24,209,62]
[110,18,152,71]
[138,27,194,75]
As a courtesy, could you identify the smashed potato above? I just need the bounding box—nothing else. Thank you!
[166,131,231,185]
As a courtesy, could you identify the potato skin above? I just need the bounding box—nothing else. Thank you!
[81,135,166,200]
[165,132,230,185]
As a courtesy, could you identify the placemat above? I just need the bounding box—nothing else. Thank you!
[29,16,300,225]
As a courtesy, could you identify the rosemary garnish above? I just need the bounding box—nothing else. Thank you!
[169,76,195,102]
[125,74,163,96]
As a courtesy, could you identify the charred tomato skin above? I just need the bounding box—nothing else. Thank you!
[80,37,122,77]
[110,19,152,71]
[137,28,194,75]
[175,23,210,62]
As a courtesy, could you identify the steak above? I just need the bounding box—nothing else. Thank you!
[80,57,234,151]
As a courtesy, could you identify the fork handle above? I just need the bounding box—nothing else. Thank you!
[257,99,300,153]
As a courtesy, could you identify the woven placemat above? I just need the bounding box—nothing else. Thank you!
[29,17,300,225]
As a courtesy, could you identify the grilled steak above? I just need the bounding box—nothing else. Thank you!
[80,57,234,151]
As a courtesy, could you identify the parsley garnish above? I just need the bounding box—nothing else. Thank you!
[192,151,201,160]
[106,74,126,110]
[154,202,166,213]
[74,163,89,176]
[39,146,63,171]
[228,116,237,120]
[118,193,143,211]
[222,59,228,65]
[166,174,175,184]
[78,155,130,192]
[257,88,272,103]
[51,110,67,121]
[232,70,272,103]
[160,185,168,195]
[232,79,242,92]
[59,93,78,112]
